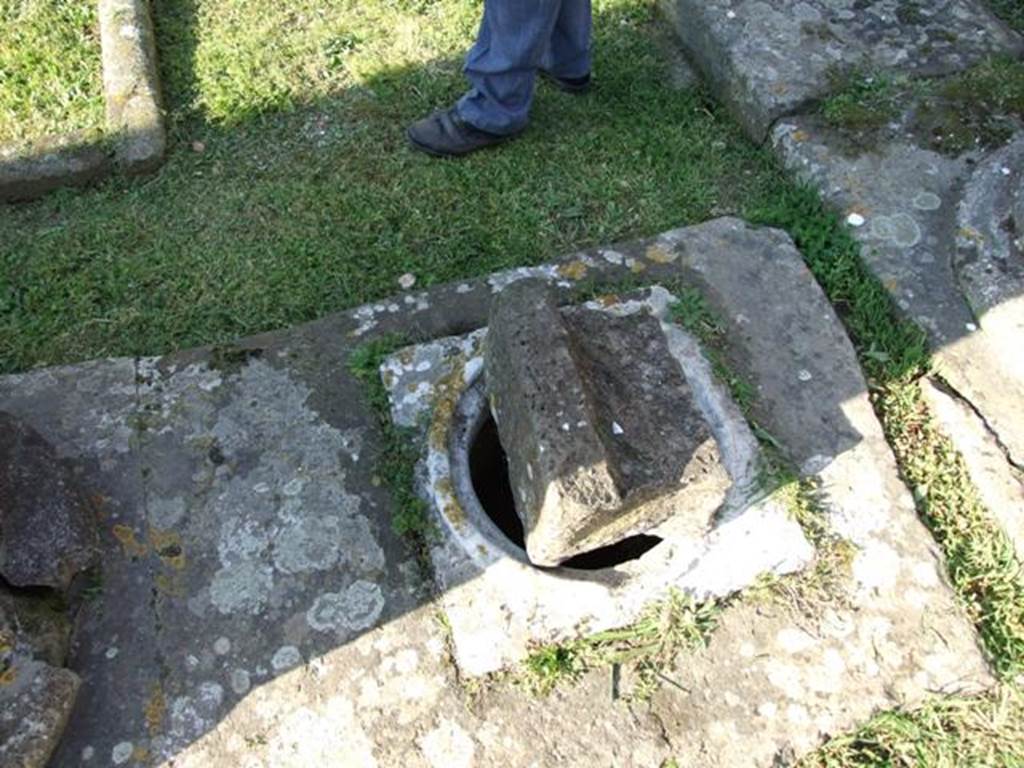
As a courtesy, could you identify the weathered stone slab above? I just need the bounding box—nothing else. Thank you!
[662,0,1022,141]
[921,377,1024,561]
[0,134,110,203]
[485,279,729,565]
[0,221,994,765]
[99,0,166,173]
[0,412,99,592]
[773,119,1024,471]
[953,135,1024,461]
[0,658,80,768]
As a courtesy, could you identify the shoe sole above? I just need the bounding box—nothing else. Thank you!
[540,71,592,94]
[406,128,520,158]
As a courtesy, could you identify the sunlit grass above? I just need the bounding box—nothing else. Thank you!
[0,0,105,145]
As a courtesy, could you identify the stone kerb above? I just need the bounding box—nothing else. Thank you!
[660,0,1023,142]
[0,0,166,203]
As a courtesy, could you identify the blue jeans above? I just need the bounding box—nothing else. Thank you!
[457,0,592,135]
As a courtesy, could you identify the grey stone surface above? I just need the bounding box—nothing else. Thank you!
[485,279,729,565]
[0,412,99,592]
[0,658,80,768]
[0,134,110,203]
[99,0,166,173]
[661,0,1022,140]
[921,377,1024,562]
[773,118,1024,469]
[0,221,994,765]
[953,135,1024,461]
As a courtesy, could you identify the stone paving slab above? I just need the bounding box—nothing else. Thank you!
[773,119,1024,470]
[661,0,1023,141]
[0,219,992,766]
[921,377,1024,561]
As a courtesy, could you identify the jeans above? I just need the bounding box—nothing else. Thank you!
[457,0,592,135]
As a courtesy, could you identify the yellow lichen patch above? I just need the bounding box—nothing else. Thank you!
[427,355,466,453]
[434,476,455,497]
[112,525,148,558]
[791,129,810,142]
[596,294,620,307]
[398,347,416,365]
[382,369,396,389]
[0,666,16,686]
[630,260,647,274]
[149,528,186,570]
[645,243,678,264]
[958,226,985,244]
[443,499,466,531]
[154,571,185,598]
[144,684,166,735]
[558,260,589,281]
[132,745,151,763]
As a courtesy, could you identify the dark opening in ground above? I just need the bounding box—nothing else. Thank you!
[468,414,662,570]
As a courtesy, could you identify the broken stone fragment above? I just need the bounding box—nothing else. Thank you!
[484,279,730,566]
[0,412,99,592]
[0,657,80,768]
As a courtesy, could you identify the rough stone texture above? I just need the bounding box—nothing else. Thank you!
[0,134,110,203]
[661,0,1022,140]
[388,289,812,676]
[921,377,1024,561]
[99,0,166,173]
[0,659,80,768]
[485,279,729,565]
[0,221,993,765]
[773,119,1024,467]
[954,135,1024,462]
[0,411,99,592]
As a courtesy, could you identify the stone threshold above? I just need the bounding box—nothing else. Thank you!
[0,0,165,203]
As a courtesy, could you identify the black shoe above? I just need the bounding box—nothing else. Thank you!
[407,107,519,157]
[540,70,592,94]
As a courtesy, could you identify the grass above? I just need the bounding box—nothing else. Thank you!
[988,0,1024,34]
[820,57,1024,155]
[519,589,719,700]
[801,685,1024,768]
[347,334,435,545]
[0,0,105,146]
[3,0,1024,761]
[0,0,779,374]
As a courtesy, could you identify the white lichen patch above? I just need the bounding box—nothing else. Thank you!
[306,581,385,635]
[271,646,302,672]
[419,718,476,768]
[165,360,383,618]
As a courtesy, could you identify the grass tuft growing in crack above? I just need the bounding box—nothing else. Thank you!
[519,589,720,700]
[348,334,436,547]
[799,684,1024,768]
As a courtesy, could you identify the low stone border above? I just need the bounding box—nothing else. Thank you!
[0,0,165,203]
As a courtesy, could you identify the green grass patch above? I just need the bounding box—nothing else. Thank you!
[822,68,903,134]
[801,685,1024,768]
[0,0,778,374]
[987,0,1024,34]
[820,57,1024,156]
[348,334,436,546]
[519,589,719,699]
[0,0,105,145]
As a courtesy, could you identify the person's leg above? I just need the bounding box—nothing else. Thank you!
[541,0,592,81]
[456,0,564,136]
